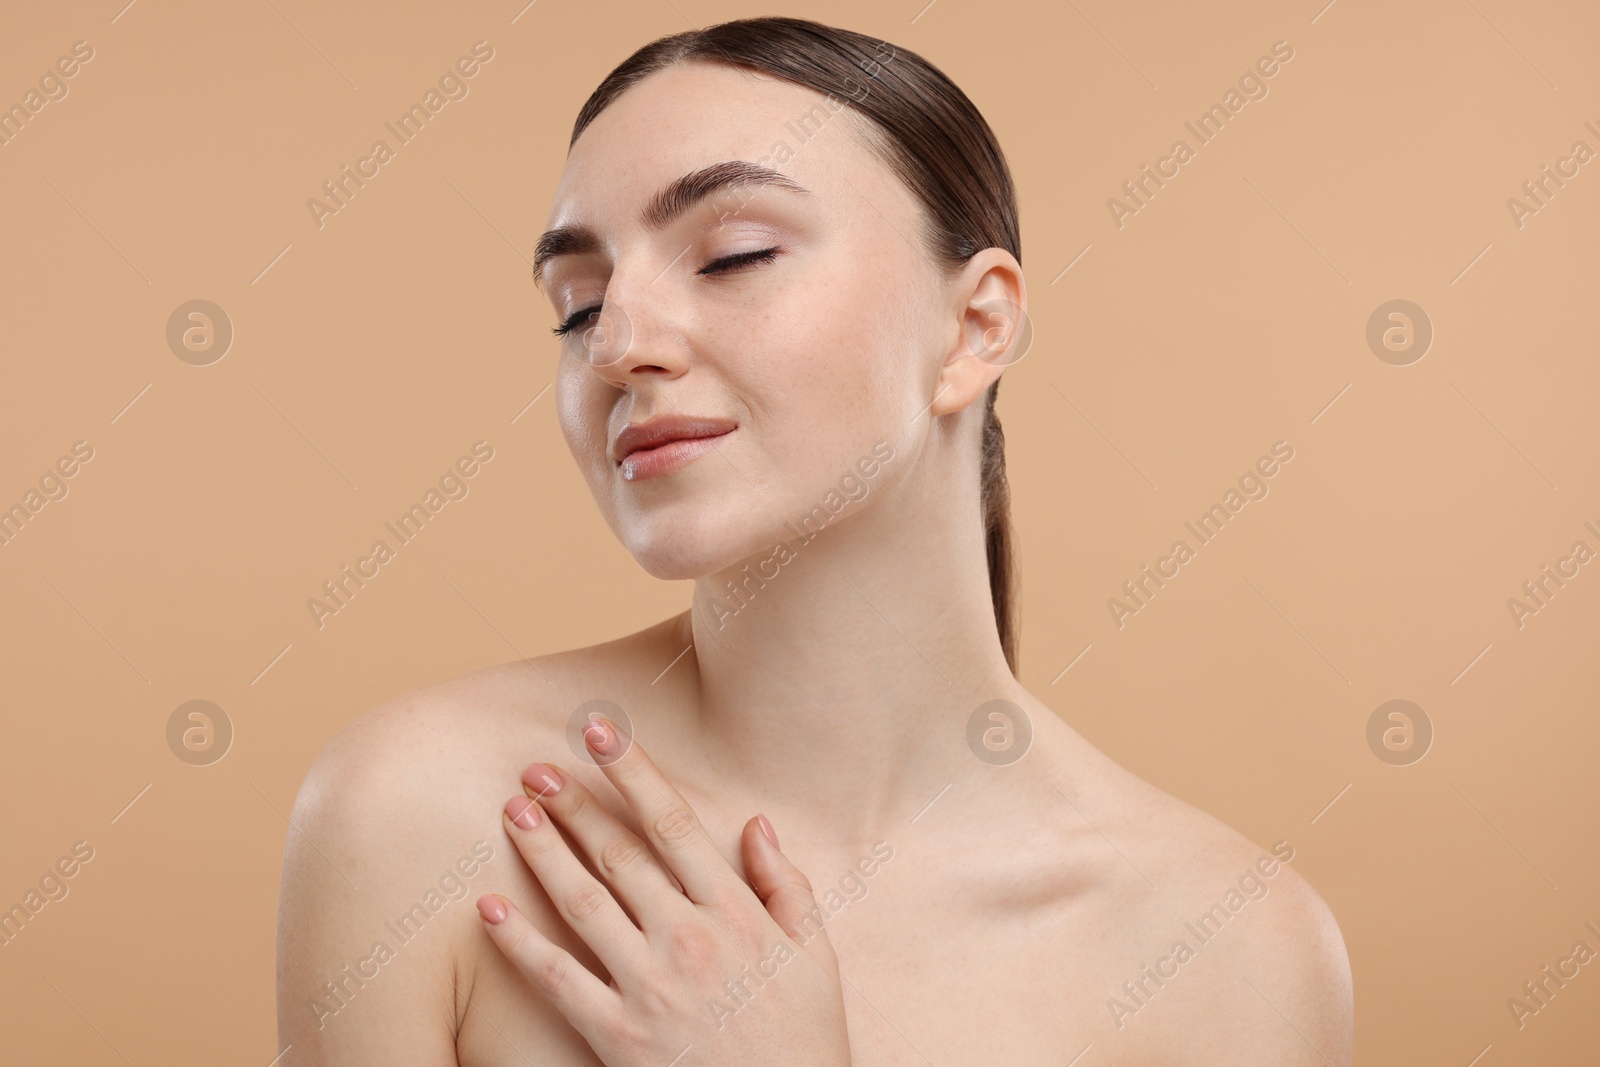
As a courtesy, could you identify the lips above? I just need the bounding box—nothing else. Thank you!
[612,415,738,463]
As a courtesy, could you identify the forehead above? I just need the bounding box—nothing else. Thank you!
[547,60,889,229]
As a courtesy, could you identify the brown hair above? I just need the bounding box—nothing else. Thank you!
[569,16,1021,675]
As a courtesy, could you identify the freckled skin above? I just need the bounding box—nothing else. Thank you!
[276,61,1353,1067]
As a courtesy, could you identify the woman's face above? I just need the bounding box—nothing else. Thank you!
[538,60,986,580]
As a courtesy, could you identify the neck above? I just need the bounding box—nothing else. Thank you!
[667,448,1020,844]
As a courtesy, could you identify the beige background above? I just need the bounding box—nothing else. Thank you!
[1,0,1596,1062]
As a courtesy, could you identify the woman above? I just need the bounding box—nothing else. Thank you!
[276,16,1353,1065]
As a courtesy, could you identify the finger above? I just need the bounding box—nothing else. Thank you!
[521,761,690,931]
[502,795,646,984]
[740,814,838,963]
[582,715,744,906]
[475,891,622,1032]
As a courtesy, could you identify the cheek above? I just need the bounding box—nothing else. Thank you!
[801,304,924,431]
[745,273,906,412]
[555,361,609,466]
[721,324,856,459]
[832,256,937,396]
[728,311,913,491]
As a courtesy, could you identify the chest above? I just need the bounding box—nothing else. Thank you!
[454,892,1103,1066]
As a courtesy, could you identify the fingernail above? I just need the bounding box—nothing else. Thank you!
[523,762,562,797]
[757,813,779,849]
[476,894,507,924]
[505,795,540,830]
[584,717,619,757]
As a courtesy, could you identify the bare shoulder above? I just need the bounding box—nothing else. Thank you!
[1025,705,1353,1065]
[294,611,683,810]
[275,619,676,1063]
[1134,800,1352,1066]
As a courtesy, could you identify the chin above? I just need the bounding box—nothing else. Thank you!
[620,511,776,583]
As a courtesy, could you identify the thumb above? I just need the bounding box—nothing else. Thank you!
[742,814,837,960]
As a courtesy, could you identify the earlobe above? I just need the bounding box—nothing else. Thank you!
[929,250,1028,418]
[929,335,1006,418]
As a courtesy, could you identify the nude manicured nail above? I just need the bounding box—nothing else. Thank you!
[476,894,507,924]
[757,813,779,849]
[584,717,619,756]
[523,762,562,797]
[505,795,540,830]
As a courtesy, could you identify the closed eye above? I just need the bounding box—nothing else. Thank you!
[696,245,782,275]
[551,245,784,337]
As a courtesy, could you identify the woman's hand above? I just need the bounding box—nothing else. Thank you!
[476,715,853,1065]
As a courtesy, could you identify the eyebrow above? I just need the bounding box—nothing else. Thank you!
[531,160,810,289]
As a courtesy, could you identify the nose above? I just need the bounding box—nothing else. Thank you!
[578,270,692,387]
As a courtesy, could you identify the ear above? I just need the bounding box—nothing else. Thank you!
[930,247,1029,419]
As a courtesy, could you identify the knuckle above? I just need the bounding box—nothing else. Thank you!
[503,920,535,958]
[668,922,724,974]
[559,786,592,820]
[564,883,609,923]
[600,836,647,878]
[653,806,699,845]
[534,953,571,997]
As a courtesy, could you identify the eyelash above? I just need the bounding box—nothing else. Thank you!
[551,246,784,337]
